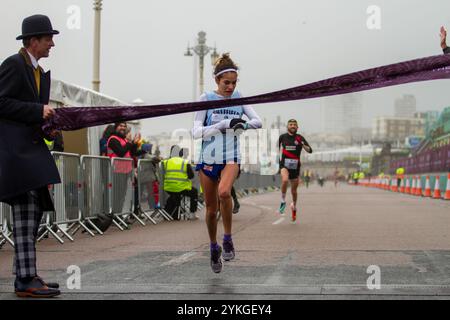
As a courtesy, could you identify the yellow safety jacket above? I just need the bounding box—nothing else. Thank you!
[396,167,405,179]
[44,138,54,151]
[162,157,192,193]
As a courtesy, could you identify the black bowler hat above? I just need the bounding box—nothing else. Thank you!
[16,14,59,40]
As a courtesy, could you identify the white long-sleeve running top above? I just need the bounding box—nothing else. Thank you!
[192,91,262,164]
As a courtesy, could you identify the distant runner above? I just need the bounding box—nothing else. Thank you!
[278,119,313,223]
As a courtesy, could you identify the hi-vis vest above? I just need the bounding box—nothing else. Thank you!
[162,157,192,192]
[396,167,405,179]
[107,135,133,174]
[44,138,54,150]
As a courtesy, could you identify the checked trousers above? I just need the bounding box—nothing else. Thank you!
[10,190,44,278]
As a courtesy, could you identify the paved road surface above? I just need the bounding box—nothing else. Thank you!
[1,183,450,299]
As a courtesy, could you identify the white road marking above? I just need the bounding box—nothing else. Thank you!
[272,217,285,225]
[161,252,197,267]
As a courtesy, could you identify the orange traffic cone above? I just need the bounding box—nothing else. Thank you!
[391,178,397,192]
[411,176,417,195]
[433,176,442,199]
[405,177,411,194]
[400,178,405,193]
[423,176,432,197]
[415,176,423,196]
[444,173,450,200]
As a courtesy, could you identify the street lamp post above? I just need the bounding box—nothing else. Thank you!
[93,0,102,92]
[184,31,219,98]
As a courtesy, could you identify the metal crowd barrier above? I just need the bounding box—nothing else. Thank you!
[110,157,145,230]
[47,152,82,242]
[80,155,111,235]
[234,172,280,196]
[0,202,14,247]
[191,171,205,210]
[2,155,282,246]
[235,172,251,195]
[136,159,159,224]
[152,162,175,221]
[0,192,66,245]
[37,208,65,244]
[178,169,204,221]
[154,162,174,221]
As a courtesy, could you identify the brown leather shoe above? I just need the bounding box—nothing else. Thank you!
[36,276,59,289]
[15,277,60,298]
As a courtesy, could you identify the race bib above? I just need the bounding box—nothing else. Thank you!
[284,158,299,170]
[211,113,240,124]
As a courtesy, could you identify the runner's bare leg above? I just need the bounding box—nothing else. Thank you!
[199,171,219,243]
[290,178,299,207]
[218,164,239,235]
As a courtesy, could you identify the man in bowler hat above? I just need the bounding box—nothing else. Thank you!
[0,14,62,298]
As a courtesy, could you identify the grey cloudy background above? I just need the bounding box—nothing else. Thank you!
[1,0,450,137]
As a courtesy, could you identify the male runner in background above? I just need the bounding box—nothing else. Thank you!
[278,119,312,222]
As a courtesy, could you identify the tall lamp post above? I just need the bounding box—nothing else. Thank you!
[184,31,219,97]
[93,0,102,92]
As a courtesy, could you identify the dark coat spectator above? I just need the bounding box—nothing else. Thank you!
[0,48,60,205]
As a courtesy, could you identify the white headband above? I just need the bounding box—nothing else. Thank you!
[214,68,238,78]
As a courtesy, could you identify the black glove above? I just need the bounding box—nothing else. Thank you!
[230,118,246,128]
[230,118,247,131]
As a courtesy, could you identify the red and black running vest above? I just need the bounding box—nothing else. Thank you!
[278,133,303,170]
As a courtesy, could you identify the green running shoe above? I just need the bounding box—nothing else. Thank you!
[278,202,286,214]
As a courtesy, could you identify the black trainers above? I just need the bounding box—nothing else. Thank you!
[232,202,240,214]
[222,240,235,261]
[210,246,223,273]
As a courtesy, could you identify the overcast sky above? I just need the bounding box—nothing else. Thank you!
[1,0,450,137]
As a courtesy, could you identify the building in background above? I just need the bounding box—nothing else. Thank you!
[372,115,425,143]
[348,127,372,145]
[390,106,450,174]
[394,94,416,118]
[322,93,363,134]
[414,110,440,136]
[270,115,283,131]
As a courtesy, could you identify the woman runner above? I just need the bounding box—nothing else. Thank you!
[192,53,262,273]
